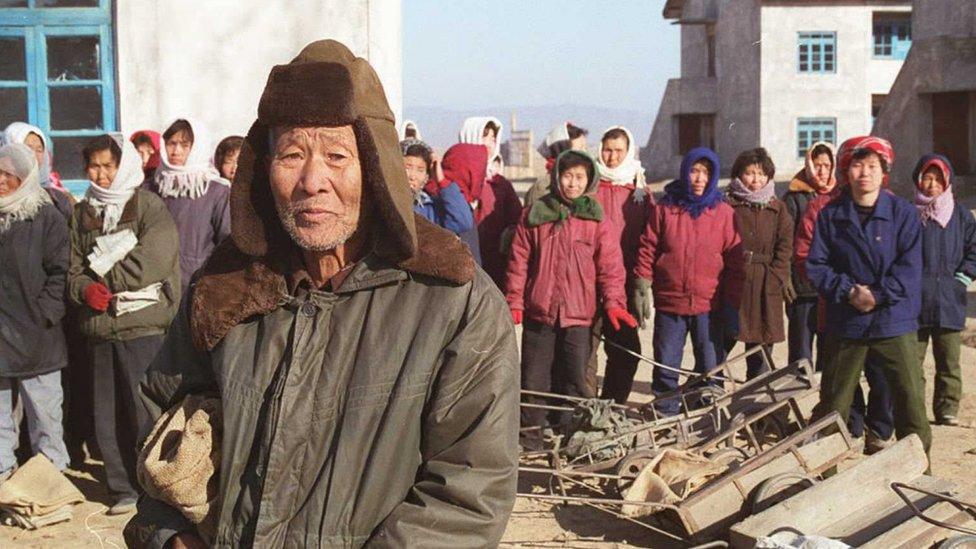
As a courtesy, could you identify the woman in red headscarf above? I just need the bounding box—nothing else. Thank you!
[129,130,160,180]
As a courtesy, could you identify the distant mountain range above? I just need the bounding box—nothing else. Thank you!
[402,104,655,152]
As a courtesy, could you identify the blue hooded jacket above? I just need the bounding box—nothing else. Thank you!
[659,147,724,219]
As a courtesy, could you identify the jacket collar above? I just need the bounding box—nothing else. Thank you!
[79,191,139,232]
[836,190,894,223]
[190,213,474,351]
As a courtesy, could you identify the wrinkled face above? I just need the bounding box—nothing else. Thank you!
[269,125,362,252]
[403,155,428,193]
[164,130,193,166]
[221,148,240,181]
[136,143,155,168]
[0,168,22,197]
[812,153,833,186]
[920,166,946,198]
[690,161,710,196]
[482,127,497,152]
[24,132,45,168]
[601,136,628,169]
[559,164,589,200]
[85,148,119,189]
[570,135,587,151]
[848,153,885,197]
[740,163,768,192]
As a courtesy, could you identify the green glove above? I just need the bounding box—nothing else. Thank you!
[632,278,652,329]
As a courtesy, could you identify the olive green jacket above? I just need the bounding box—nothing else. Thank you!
[124,226,519,548]
[67,189,180,342]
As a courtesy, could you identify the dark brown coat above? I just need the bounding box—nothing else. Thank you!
[727,195,793,344]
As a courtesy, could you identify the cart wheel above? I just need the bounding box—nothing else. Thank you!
[748,472,817,514]
[705,446,750,469]
[939,535,976,548]
[613,449,659,498]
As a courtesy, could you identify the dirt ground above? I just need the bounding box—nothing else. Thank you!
[3,303,976,548]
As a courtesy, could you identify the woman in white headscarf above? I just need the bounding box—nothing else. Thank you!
[144,118,230,293]
[456,116,521,289]
[0,143,71,476]
[3,122,75,219]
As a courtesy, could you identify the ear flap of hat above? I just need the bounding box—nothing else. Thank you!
[231,121,284,257]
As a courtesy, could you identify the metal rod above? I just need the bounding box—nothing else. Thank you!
[519,466,621,480]
[600,337,742,383]
[890,482,976,536]
[517,492,677,509]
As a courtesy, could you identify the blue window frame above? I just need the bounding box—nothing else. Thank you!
[797,118,836,158]
[798,32,836,74]
[0,0,116,196]
[873,13,912,60]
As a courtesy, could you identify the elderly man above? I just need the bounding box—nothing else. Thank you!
[124,40,519,548]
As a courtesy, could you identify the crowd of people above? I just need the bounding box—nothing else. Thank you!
[0,120,242,515]
[0,37,972,546]
[397,120,975,456]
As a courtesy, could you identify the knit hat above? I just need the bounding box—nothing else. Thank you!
[233,39,416,262]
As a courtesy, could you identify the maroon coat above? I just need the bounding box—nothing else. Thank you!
[634,202,741,316]
[476,174,522,289]
[506,209,627,328]
[726,196,793,344]
[594,180,652,277]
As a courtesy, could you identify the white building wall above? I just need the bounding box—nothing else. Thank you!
[759,3,908,177]
[116,0,402,148]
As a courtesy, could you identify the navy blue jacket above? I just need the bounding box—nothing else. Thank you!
[919,203,976,330]
[807,190,922,339]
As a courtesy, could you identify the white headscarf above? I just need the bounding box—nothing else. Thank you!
[84,136,146,233]
[154,117,224,199]
[537,122,571,158]
[459,116,503,164]
[0,143,50,234]
[3,122,55,187]
[596,126,645,185]
[399,119,422,141]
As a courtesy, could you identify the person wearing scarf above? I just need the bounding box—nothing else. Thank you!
[440,142,486,264]
[712,148,793,381]
[913,154,976,427]
[3,122,74,219]
[400,138,474,237]
[784,141,835,366]
[0,143,71,479]
[130,130,161,180]
[807,135,931,457]
[591,126,656,403]
[631,147,740,413]
[67,134,180,515]
[524,122,589,205]
[505,150,635,445]
[144,118,230,294]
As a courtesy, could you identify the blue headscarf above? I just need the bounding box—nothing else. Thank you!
[660,147,723,219]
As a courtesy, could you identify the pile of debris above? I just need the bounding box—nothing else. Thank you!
[517,346,976,547]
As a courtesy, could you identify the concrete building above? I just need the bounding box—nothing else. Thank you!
[0,0,402,194]
[642,0,911,181]
[874,0,976,194]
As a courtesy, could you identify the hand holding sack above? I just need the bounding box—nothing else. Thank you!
[83,282,113,312]
[606,308,638,331]
[631,278,652,329]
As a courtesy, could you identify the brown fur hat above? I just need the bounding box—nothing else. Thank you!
[232,40,416,263]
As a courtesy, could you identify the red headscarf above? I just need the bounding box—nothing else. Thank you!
[129,130,161,173]
[439,143,488,203]
[836,135,895,187]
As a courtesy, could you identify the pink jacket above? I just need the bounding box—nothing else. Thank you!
[634,202,742,316]
[476,174,523,289]
[594,181,652,276]
[506,210,627,328]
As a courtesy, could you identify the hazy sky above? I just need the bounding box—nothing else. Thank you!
[403,0,681,114]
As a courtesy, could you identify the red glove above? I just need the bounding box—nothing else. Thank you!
[84,282,113,312]
[511,309,523,325]
[607,307,638,331]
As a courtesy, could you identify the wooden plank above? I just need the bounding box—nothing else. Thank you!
[861,482,976,549]
[730,435,928,549]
